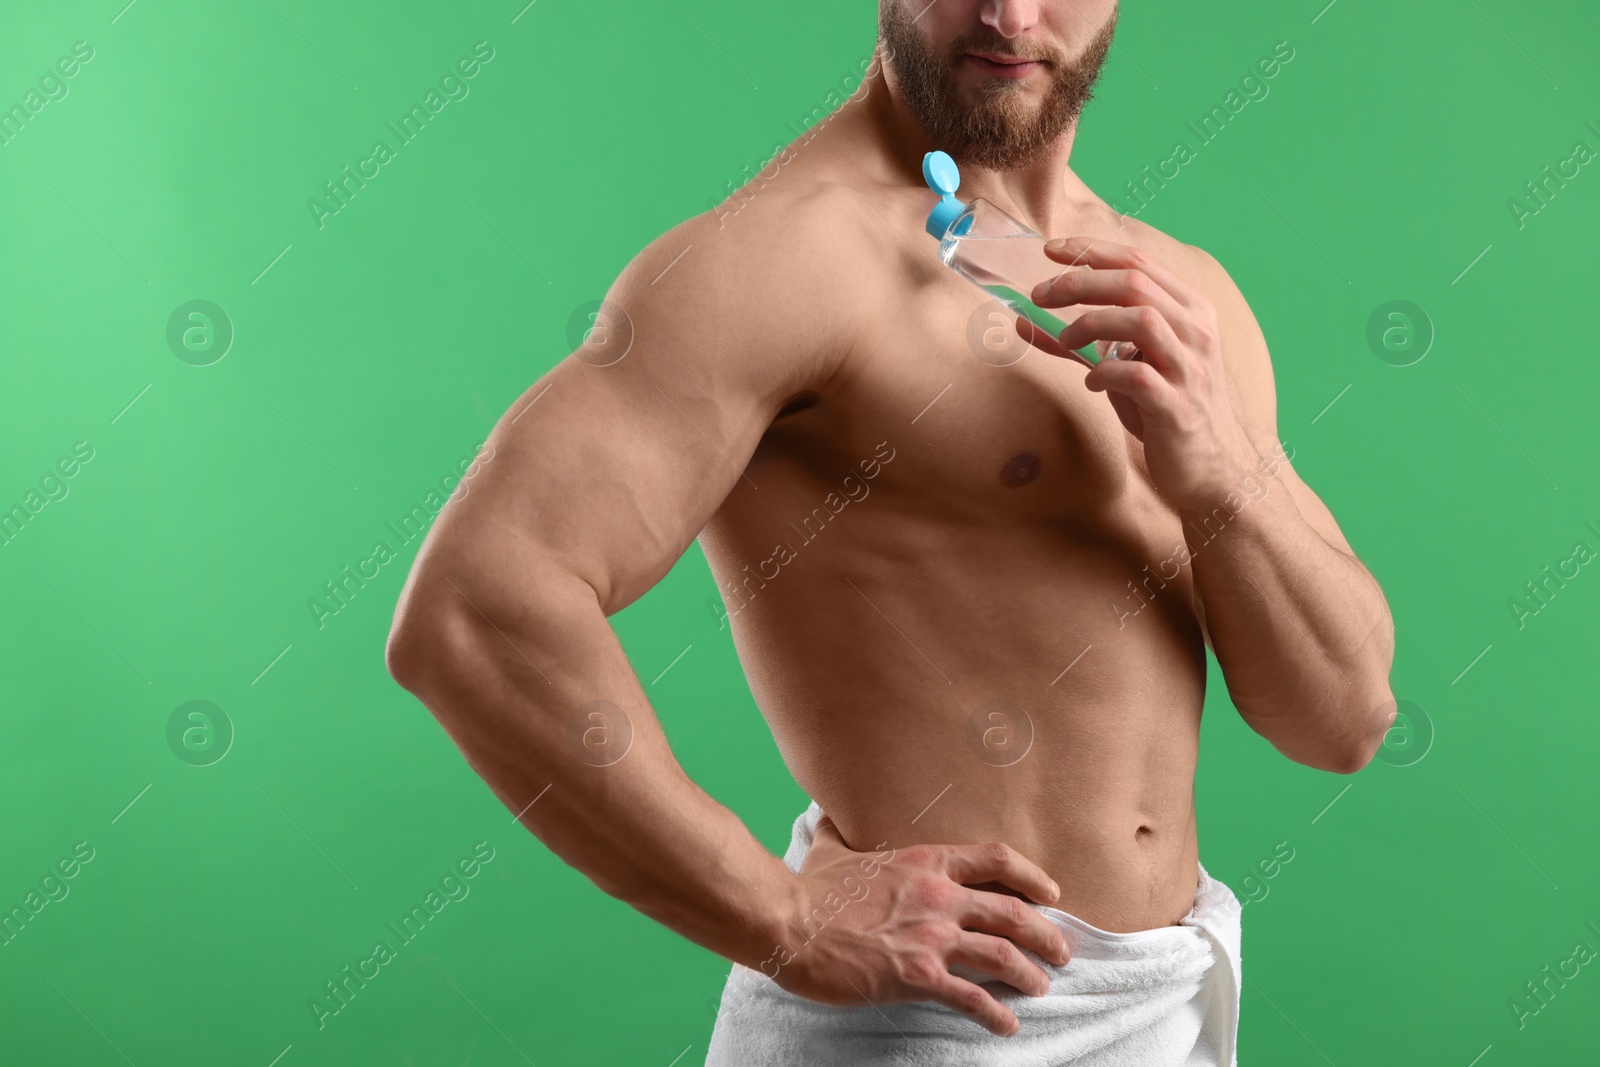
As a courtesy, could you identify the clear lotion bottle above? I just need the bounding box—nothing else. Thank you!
[922,150,1129,366]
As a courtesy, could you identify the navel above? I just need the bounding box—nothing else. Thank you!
[999,450,1041,487]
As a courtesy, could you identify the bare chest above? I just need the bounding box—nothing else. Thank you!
[746,270,1160,535]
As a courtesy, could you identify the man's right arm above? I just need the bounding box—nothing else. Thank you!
[384,195,856,971]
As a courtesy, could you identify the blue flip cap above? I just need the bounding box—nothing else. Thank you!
[922,150,970,238]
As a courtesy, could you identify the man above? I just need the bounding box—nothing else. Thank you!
[385,1,1396,1062]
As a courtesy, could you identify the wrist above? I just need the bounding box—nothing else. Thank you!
[1174,450,1294,544]
[733,867,807,977]
[1171,432,1273,520]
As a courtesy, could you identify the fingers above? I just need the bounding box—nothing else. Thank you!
[1031,267,1188,332]
[1082,356,1178,419]
[921,971,1022,1037]
[1016,315,1139,372]
[959,887,1071,966]
[1041,237,1200,309]
[1057,307,1185,381]
[941,841,1060,906]
[950,930,1056,997]
[1013,313,1093,366]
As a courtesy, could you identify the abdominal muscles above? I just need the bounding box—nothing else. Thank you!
[703,488,1210,932]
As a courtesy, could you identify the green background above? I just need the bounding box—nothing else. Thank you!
[2,0,1596,1063]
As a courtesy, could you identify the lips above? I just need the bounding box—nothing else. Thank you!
[966,51,1038,66]
[964,51,1047,76]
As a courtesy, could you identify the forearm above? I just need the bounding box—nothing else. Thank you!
[1179,472,1395,771]
[389,567,800,970]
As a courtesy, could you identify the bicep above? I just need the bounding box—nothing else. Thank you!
[415,213,852,619]
[447,348,773,617]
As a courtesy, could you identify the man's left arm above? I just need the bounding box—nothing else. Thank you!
[1027,238,1396,773]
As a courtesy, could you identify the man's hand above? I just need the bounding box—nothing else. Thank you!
[1017,237,1262,513]
[770,815,1072,1038]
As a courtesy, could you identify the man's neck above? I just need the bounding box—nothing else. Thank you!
[852,42,1098,237]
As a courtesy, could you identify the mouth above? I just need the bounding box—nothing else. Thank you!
[963,51,1047,78]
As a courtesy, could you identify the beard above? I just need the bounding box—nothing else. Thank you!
[879,1,1117,170]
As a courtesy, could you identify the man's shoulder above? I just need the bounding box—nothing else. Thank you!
[598,180,882,398]
[624,180,886,300]
[1106,213,1232,300]
[1110,213,1265,356]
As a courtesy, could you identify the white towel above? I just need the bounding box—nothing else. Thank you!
[705,800,1241,1066]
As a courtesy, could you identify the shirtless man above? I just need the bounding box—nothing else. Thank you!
[385,1,1396,1061]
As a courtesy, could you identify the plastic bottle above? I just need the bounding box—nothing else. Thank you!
[922,150,1129,366]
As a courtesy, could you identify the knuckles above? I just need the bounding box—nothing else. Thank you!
[1122,270,1157,302]
[1132,306,1164,334]
[908,874,954,910]
[978,841,1012,868]
[995,894,1029,929]
[981,937,1016,969]
[1124,362,1161,391]
[901,955,944,990]
[1187,300,1221,348]
[957,986,989,1015]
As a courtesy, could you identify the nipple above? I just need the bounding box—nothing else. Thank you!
[999,450,1041,487]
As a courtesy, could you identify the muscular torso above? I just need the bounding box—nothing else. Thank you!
[697,104,1216,933]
